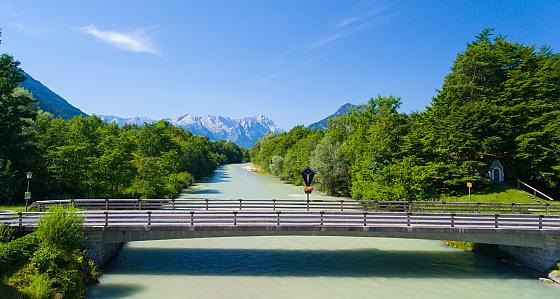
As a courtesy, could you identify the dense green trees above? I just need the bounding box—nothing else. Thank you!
[0,45,243,202]
[251,30,560,200]
[18,115,241,200]
[0,53,38,200]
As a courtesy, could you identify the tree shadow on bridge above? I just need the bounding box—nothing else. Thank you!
[104,247,526,280]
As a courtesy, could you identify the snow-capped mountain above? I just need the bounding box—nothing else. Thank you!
[99,113,282,148]
[97,115,155,126]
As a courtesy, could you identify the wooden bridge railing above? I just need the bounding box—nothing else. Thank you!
[2,210,560,230]
[28,198,560,214]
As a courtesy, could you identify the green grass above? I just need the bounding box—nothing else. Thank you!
[439,183,548,204]
[0,205,27,212]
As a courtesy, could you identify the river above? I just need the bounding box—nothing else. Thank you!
[88,163,559,298]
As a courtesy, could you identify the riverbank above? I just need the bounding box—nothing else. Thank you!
[241,163,260,172]
[1,207,98,298]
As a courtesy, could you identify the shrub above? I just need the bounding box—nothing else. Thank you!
[1,207,98,298]
[0,225,17,243]
[35,206,84,253]
[0,233,40,276]
[30,247,61,275]
[23,273,55,299]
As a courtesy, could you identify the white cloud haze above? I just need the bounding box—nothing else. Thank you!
[81,25,160,56]
[334,16,362,27]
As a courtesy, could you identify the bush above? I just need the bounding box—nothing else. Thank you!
[36,206,84,253]
[30,247,61,275]
[1,207,98,298]
[0,233,40,276]
[10,246,98,298]
[23,273,55,299]
[0,224,17,243]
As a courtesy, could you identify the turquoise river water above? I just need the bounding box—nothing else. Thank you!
[88,164,559,299]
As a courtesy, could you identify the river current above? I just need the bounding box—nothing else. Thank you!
[88,164,559,298]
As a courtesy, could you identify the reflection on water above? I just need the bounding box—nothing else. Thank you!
[88,164,560,299]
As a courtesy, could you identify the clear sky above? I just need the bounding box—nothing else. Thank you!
[1,0,559,129]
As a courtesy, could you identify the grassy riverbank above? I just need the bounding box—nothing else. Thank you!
[0,207,97,298]
[438,184,548,204]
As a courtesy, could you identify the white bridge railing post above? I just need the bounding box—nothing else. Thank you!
[450,213,455,227]
[104,211,109,228]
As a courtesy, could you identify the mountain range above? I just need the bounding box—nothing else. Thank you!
[99,114,281,148]
[19,72,355,147]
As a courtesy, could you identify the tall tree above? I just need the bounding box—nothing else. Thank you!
[310,136,348,195]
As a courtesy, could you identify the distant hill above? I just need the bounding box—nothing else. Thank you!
[100,113,282,148]
[308,103,356,130]
[20,72,86,119]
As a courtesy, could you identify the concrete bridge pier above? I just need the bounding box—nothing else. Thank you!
[86,231,124,266]
[498,235,560,273]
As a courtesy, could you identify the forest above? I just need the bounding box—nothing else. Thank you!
[0,50,244,203]
[251,29,560,201]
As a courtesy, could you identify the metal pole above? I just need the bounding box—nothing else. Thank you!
[25,178,30,212]
[468,187,471,202]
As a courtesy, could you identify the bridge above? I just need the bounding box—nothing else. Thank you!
[3,198,560,272]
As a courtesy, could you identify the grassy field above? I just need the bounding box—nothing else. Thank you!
[0,205,27,212]
[439,183,548,204]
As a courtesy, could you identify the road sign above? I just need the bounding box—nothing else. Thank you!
[24,192,31,200]
[300,167,315,187]
[466,181,473,201]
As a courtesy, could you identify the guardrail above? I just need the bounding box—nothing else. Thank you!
[1,210,559,230]
[29,198,560,214]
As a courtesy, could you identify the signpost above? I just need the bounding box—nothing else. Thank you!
[467,181,473,201]
[300,167,316,201]
[25,172,32,212]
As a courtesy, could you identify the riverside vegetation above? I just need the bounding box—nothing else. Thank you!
[0,33,245,203]
[0,206,96,298]
[251,29,560,201]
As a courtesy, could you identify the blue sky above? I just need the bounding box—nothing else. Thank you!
[1,0,559,129]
